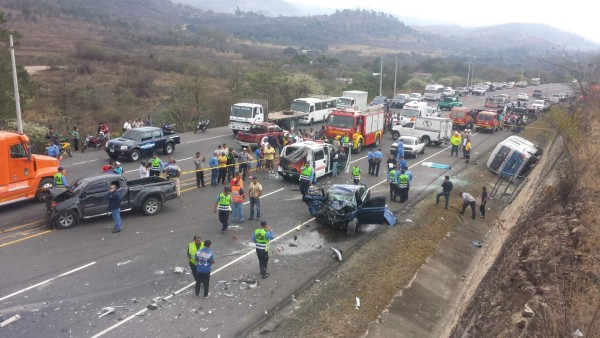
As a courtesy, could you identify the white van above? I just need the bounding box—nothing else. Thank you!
[397,101,428,125]
[487,136,543,179]
[278,141,352,181]
[292,97,337,125]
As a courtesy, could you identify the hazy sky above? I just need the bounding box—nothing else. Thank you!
[290,0,599,43]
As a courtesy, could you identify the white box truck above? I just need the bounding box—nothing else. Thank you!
[391,116,453,146]
[336,91,368,109]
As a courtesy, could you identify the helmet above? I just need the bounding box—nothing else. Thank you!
[335,135,341,140]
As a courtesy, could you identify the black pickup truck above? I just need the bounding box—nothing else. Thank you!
[105,127,181,161]
[46,174,177,229]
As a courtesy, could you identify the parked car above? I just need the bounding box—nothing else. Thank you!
[472,86,487,96]
[455,87,469,96]
[438,96,463,110]
[532,89,543,98]
[302,184,396,234]
[105,126,180,162]
[235,122,288,150]
[530,99,548,111]
[390,136,425,158]
[506,82,515,89]
[390,94,411,108]
[517,93,529,100]
[370,96,387,107]
[46,174,177,229]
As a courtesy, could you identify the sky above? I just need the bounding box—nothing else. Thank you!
[288,0,600,43]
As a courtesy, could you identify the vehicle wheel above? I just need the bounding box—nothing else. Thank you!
[108,154,119,159]
[67,147,73,157]
[36,177,55,202]
[164,143,174,155]
[422,136,431,147]
[54,210,78,229]
[355,139,363,153]
[142,197,161,216]
[392,131,400,140]
[347,218,358,235]
[130,149,141,162]
[433,141,442,146]
[374,135,381,147]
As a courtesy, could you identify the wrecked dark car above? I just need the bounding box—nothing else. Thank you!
[302,184,396,234]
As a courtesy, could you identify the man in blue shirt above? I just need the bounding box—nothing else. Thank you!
[106,184,122,233]
[209,152,219,186]
[373,148,383,177]
[195,240,216,298]
[395,142,405,164]
[46,142,60,160]
[367,149,374,176]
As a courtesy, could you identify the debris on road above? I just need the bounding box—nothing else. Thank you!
[116,260,131,267]
[147,304,158,310]
[471,240,483,248]
[97,307,115,318]
[522,303,534,317]
[355,297,361,310]
[330,247,343,262]
[153,270,165,275]
[173,266,184,274]
[0,314,21,328]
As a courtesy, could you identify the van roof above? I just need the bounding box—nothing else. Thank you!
[500,136,537,152]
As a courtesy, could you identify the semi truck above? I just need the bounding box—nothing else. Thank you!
[0,131,59,206]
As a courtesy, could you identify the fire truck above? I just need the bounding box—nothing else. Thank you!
[325,107,386,152]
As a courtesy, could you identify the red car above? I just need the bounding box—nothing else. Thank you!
[235,122,288,149]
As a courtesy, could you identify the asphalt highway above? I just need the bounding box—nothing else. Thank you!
[0,83,568,337]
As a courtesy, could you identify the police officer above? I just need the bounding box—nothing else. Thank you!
[53,167,68,187]
[149,152,163,177]
[299,163,314,196]
[213,186,232,234]
[253,220,275,279]
[351,164,362,185]
[396,169,410,203]
[186,235,204,282]
[387,165,397,201]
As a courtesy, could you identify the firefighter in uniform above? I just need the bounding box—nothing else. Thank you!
[213,186,232,234]
[253,220,275,279]
[396,169,410,203]
[299,163,314,196]
[149,152,163,177]
[387,166,397,201]
[351,165,362,185]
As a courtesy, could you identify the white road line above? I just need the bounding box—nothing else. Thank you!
[90,217,315,338]
[243,188,285,205]
[0,262,97,302]
[65,159,99,167]
[182,134,230,144]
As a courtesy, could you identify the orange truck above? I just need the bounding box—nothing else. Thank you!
[0,131,59,206]
[475,110,500,133]
[325,107,385,152]
[450,107,476,130]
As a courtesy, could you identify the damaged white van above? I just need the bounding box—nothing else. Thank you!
[487,136,543,179]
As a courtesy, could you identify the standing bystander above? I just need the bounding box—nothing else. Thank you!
[194,152,206,188]
[209,152,219,186]
[194,240,215,298]
[214,187,232,233]
[107,184,122,233]
[435,176,453,209]
[248,176,263,221]
[480,187,488,218]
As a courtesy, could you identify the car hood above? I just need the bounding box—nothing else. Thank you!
[107,138,137,146]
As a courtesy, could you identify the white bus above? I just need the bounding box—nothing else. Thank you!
[530,78,541,86]
[291,96,337,125]
[424,84,445,101]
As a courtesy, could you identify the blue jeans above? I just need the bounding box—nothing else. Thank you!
[332,161,339,177]
[436,192,450,209]
[232,202,244,222]
[111,209,122,231]
[211,168,218,186]
[249,197,261,219]
[451,145,459,156]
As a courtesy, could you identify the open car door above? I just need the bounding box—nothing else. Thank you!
[338,144,352,174]
[355,196,386,225]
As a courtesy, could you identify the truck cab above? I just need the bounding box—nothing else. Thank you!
[475,110,500,133]
[229,103,265,134]
[450,107,476,130]
[326,107,385,152]
[0,131,58,206]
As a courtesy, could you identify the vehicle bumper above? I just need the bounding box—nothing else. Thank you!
[229,123,251,131]
[106,148,132,157]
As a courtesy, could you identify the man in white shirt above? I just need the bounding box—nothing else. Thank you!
[460,192,477,219]
[248,176,263,221]
[123,119,132,132]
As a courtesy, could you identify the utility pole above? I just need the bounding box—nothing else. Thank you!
[393,56,398,95]
[9,34,23,133]
[379,57,383,97]
[471,63,475,85]
[466,62,471,87]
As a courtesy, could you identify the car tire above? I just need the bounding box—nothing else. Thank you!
[163,143,174,155]
[36,177,55,202]
[54,210,79,229]
[422,136,431,147]
[130,149,141,162]
[142,196,161,216]
[392,131,400,140]
[67,147,73,157]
